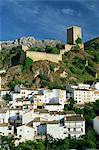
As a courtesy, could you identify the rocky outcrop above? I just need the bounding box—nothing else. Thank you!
[1,37,63,50]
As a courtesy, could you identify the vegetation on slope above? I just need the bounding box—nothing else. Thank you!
[0,46,25,70]
[29,43,63,54]
[84,37,99,64]
[0,37,99,89]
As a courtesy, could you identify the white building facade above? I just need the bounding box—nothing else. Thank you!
[93,116,99,135]
[66,83,99,105]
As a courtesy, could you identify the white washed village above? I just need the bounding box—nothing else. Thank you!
[0,79,99,146]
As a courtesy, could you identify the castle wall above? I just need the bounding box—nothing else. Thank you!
[26,51,62,63]
[64,44,73,52]
[24,25,84,63]
[26,44,73,63]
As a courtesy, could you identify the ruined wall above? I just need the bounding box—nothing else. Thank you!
[25,43,84,63]
[26,44,73,63]
[26,51,62,63]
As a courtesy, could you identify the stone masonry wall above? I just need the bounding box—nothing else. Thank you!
[25,44,74,63]
[26,51,62,63]
[25,43,83,63]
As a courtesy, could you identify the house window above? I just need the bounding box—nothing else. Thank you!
[22,92,25,94]
[8,126,12,130]
[34,131,36,135]
[19,135,22,138]
[68,134,70,138]
[68,128,70,131]
[74,128,76,131]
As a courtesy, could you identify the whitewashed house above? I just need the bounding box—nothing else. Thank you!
[0,107,23,124]
[44,103,64,111]
[22,109,37,124]
[33,89,66,108]
[0,123,14,136]
[66,83,99,105]
[94,91,99,101]
[31,113,85,140]
[93,116,99,135]
[11,88,38,101]
[16,124,35,143]
[47,115,85,139]
[63,115,85,138]
[9,99,31,110]
[0,109,8,123]
[0,89,10,100]
[73,89,95,105]
[91,82,99,90]
[20,88,38,99]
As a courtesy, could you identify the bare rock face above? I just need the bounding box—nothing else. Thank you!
[34,70,40,78]
[42,39,62,47]
[60,71,67,78]
[1,37,62,50]
[17,37,36,47]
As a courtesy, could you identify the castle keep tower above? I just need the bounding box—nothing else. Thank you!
[67,26,82,45]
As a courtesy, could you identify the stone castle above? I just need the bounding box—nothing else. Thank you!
[22,26,84,63]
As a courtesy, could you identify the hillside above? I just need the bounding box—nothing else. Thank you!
[84,37,99,79]
[0,37,99,90]
[84,37,99,49]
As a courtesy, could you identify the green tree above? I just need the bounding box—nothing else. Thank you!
[95,52,99,63]
[51,47,60,54]
[75,37,82,44]
[17,140,45,150]
[0,136,15,150]
[56,43,63,50]
[93,99,99,115]
[22,57,33,71]
[64,104,69,111]
[8,81,16,91]
[83,105,95,127]
[45,46,60,54]
[3,93,12,102]
[11,46,22,53]
[71,44,81,52]
[69,98,76,110]
[61,139,70,149]
[82,128,97,149]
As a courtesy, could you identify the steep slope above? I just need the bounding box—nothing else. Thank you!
[1,37,99,90]
[84,37,99,50]
[84,37,99,79]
